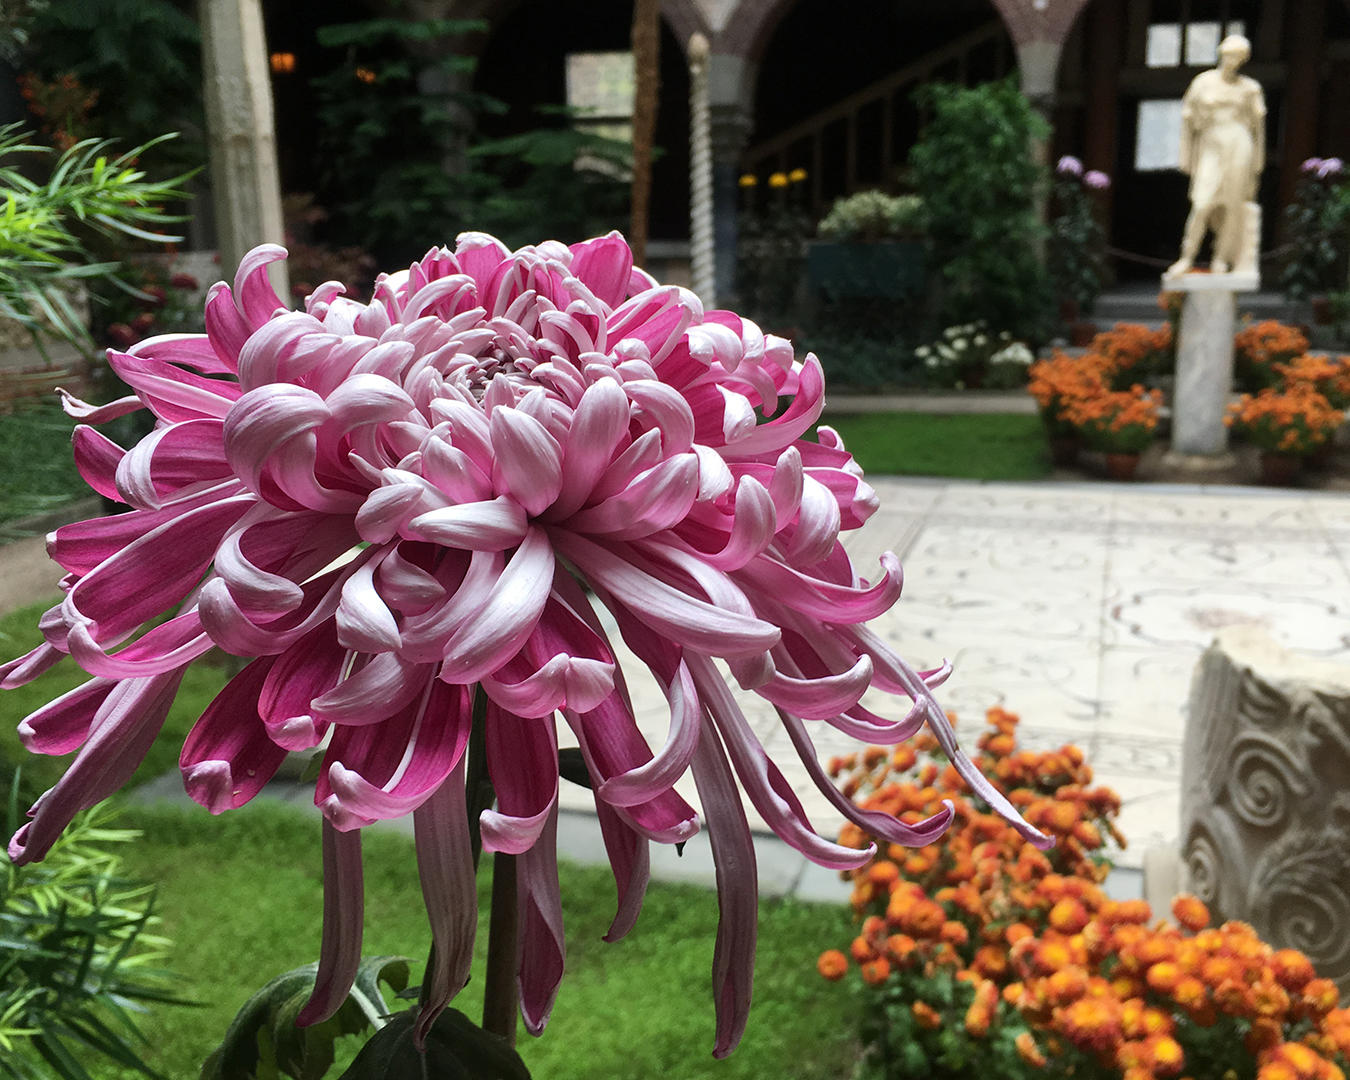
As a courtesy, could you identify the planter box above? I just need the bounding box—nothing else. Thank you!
[806,240,926,301]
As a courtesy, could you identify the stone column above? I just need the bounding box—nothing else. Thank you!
[199,0,288,298]
[1182,627,1350,997]
[704,52,753,306]
[688,33,715,305]
[1163,270,1257,460]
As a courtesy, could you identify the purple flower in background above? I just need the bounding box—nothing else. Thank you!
[1056,155,1083,177]
[1,234,1048,1056]
[1316,157,1343,179]
[1083,170,1111,190]
[1301,157,1325,173]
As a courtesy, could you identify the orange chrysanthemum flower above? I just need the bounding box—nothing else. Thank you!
[816,949,849,981]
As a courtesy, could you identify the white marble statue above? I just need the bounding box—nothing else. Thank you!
[1167,35,1266,277]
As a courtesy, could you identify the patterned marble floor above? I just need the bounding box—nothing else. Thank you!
[561,480,1350,871]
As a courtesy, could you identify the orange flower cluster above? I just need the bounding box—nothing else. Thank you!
[1089,323,1173,380]
[819,708,1350,1080]
[1226,382,1344,455]
[1028,351,1114,436]
[1276,354,1350,411]
[1062,386,1164,453]
[1235,321,1311,390]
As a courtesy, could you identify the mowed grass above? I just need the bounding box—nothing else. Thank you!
[0,598,228,808]
[822,412,1050,481]
[0,400,89,530]
[98,801,861,1080]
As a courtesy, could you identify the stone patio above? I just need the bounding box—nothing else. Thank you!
[560,478,1350,874]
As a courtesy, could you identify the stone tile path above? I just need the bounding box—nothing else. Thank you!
[564,478,1350,873]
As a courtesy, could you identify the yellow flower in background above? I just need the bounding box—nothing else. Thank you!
[738,173,757,188]
[768,171,788,188]
[788,167,808,183]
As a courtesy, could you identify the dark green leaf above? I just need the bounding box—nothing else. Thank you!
[556,748,592,790]
[201,956,410,1080]
[337,1009,531,1080]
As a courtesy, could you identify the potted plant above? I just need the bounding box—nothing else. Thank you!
[1063,385,1163,480]
[1225,383,1344,484]
[1089,323,1174,389]
[1232,320,1310,392]
[1275,353,1350,411]
[915,323,1025,389]
[808,189,927,302]
[1048,156,1111,330]
[1280,157,1349,317]
[1026,351,1112,464]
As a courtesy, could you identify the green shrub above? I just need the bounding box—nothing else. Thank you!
[0,798,187,1079]
[909,79,1051,342]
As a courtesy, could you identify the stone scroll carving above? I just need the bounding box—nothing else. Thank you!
[1181,626,1350,998]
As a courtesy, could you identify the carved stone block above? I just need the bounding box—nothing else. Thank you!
[1182,626,1350,998]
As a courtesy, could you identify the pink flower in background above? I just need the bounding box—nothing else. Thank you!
[2,234,1048,1056]
[1316,157,1343,179]
[1056,155,1083,177]
[1083,170,1111,190]
[1301,157,1325,173]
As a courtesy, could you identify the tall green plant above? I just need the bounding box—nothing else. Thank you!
[909,78,1051,341]
[20,0,202,173]
[310,17,631,261]
[0,125,192,351]
[1280,159,1349,301]
[1,791,187,1080]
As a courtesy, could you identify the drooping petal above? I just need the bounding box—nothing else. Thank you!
[297,822,365,1027]
[690,720,757,1059]
[515,807,565,1037]
[594,797,650,943]
[9,669,184,865]
[413,761,477,1044]
[480,703,557,855]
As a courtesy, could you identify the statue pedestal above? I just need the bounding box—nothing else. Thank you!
[1161,270,1258,458]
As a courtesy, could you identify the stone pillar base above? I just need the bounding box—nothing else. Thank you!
[1159,449,1240,475]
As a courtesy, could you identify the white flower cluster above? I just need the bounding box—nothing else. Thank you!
[990,341,1034,367]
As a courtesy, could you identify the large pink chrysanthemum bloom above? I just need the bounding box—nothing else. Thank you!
[2,234,1047,1055]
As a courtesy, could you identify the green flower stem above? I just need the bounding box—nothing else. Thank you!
[482,851,519,1045]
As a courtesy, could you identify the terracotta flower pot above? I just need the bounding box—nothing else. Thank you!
[1306,439,1335,469]
[1105,452,1141,481]
[1258,452,1302,486]
[1068,321,1098,347]
[1049,434,1081,467]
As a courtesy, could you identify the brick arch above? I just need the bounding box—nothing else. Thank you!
[716,0,1094,64]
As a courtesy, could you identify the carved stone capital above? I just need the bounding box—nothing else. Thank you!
[1182,627,1350,997]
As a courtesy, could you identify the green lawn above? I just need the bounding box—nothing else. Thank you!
[0,598,228,809]
[822,412,1051,481]
[0,400,89,532]
[95,801,861,1080]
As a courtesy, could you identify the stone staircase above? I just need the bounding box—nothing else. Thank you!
[1091,280,1307,329]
